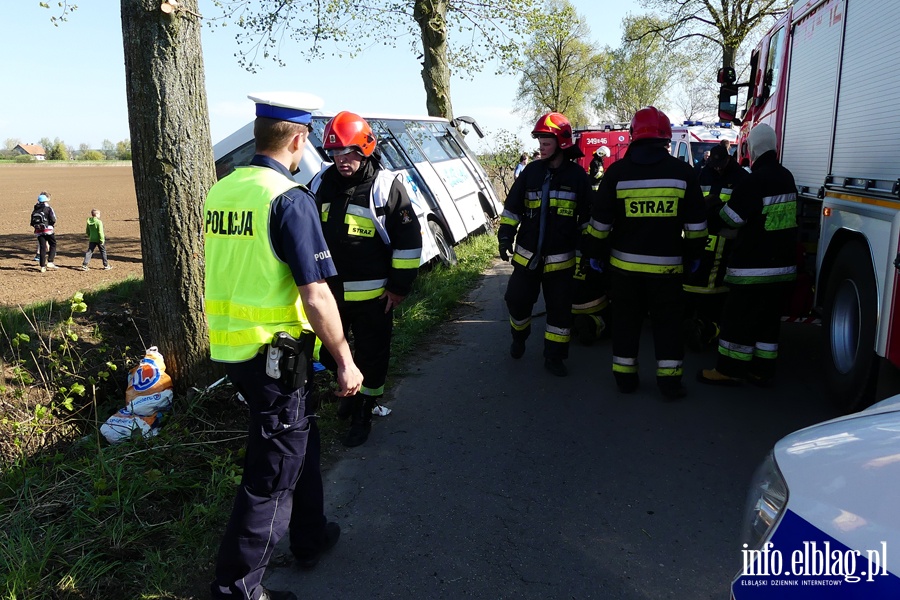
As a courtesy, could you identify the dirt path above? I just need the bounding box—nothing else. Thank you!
[0,163,143,307]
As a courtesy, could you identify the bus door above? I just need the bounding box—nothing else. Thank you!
[441,123,503,219]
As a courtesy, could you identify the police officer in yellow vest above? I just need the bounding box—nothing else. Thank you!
[204,92,363,600]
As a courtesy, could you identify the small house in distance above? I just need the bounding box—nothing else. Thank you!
[14,144,46,160]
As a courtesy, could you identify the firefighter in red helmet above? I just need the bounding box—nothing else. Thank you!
[497,112,592,376]
[584,106,708,399]
[310,111,422,446]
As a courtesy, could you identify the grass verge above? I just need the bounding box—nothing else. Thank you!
[0,232,498,599]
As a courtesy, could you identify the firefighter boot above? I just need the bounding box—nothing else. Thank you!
[574,314,598,346]
[343,397,375,447]
[336,394,356,420]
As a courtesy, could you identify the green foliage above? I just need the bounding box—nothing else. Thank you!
[515,0,605,128]
[115,139,132,161]
[14,154,36,164]
[477,128,525,198]
[79,150,105,161]
[45,140,68,161]
[595,15,678,122]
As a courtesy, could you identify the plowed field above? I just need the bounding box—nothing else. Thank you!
[1,163,142,307]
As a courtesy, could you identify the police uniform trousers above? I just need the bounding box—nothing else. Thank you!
[611,270,684,391]
[715,281,792,381]
[572,255,610,341]
[320,296,393,399]
[288,399,326,558]
[505,262,574,360]
[211,352,311,600]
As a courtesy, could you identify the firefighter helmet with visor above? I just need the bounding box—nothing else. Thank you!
[323,111,377,157]
[531,112,575,150]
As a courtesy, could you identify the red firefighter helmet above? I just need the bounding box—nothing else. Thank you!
[630,106,671,141]
[531,112,575,150]
[322,111,377,157]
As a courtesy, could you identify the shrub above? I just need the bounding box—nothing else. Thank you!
[14,154,36,163]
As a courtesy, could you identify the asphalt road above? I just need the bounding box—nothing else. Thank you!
[265,261,840,599]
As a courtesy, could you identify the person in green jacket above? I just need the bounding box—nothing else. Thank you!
[80,209,111,270]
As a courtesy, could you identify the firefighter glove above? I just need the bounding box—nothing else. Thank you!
[498,239,512,262]
[589,258,604,273]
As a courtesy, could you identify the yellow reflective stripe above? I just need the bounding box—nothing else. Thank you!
[320,203,330,222]
[613,363,638,374]
[205,299,301,323]
[510,316,530,331]
[545,328,570,343]
[345,288,385,301]
[586,225,609,239]
[610,255,683,275]
[524,199,541,209]
[500,216,519,226]
[360,385,385,396]
[550,199,577,210]
[392,257,420,269]
[544,258,576,272]
[656,367,683,377]
[512,253,529,267]
[209,324,303,349]
[684,227,709,239]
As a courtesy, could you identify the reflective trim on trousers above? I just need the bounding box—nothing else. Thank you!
[510,315,531,331]
[718,339,753,361]
[613,356,638,374]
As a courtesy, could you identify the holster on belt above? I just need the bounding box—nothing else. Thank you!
[271,331,314,389]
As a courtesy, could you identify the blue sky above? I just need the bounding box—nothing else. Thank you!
[1,1,643,153]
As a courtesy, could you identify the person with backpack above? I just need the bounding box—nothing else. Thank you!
[31,191,58,272]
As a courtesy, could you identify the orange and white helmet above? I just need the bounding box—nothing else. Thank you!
[531,112,575,150]
[322,111,377,157]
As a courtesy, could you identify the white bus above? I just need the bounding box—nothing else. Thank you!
[213,104,502,266]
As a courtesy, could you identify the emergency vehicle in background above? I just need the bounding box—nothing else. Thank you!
[573,124,630,174]
[214,99,502,268]
[669,120,738,170]
[717,0,900,412]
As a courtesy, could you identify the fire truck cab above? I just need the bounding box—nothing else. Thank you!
[573,125,630,175]
[717,0,900,412]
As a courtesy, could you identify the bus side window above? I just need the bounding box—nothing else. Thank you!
[405,122,451,162]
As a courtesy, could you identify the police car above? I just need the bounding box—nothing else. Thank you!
[213,92,503,267]
[732,395,900,597]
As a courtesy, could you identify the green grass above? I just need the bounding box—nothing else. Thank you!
[0,232,498,599]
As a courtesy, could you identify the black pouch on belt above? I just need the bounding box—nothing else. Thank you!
[270,331,315,389]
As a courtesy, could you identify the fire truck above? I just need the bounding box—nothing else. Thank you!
[669,121,738,170]
[573,125,630,175]
[717,0,900,411]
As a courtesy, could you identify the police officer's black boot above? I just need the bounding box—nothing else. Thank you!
[343,397,375,447]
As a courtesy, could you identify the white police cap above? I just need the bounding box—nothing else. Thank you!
[248,92,324,125]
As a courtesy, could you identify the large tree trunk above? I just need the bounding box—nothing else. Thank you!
[120,0,216,391]
[414,0,453,119]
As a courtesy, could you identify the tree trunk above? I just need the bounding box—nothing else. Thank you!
[414,0,453,119]
[120,0,216,391]
[723,44,737,71]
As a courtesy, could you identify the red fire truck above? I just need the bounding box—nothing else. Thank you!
[717,0,900,411]
[573,125,630,174]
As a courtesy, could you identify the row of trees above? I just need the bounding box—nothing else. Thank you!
[513,0,790,129]
[38,0,789,392]
[2,137,132,161]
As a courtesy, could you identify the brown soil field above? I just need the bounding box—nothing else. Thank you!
[0,163,142,307]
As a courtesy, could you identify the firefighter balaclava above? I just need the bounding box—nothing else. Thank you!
[748,123,776,164]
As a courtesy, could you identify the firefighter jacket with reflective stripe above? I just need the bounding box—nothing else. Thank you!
[497,159,591,272]
[584,143,708,276]
[686,160,749,293]
[719,151,798,285]
[312,160,422,301]
[203,166,311,363]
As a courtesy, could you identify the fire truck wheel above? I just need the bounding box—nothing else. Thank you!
[823,241,878,413]
[429,220,458,267]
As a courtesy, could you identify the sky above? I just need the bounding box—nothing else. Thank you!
[0,1,645,154]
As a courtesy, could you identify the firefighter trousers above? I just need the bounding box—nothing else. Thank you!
[715,281,792,381]
[320,296,393,398]
[611,270,684,391]
[505,262,574,360]
[572,255,610,343]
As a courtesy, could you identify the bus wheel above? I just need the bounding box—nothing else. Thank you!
[429,221,458,267]
[823,242,878,413]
